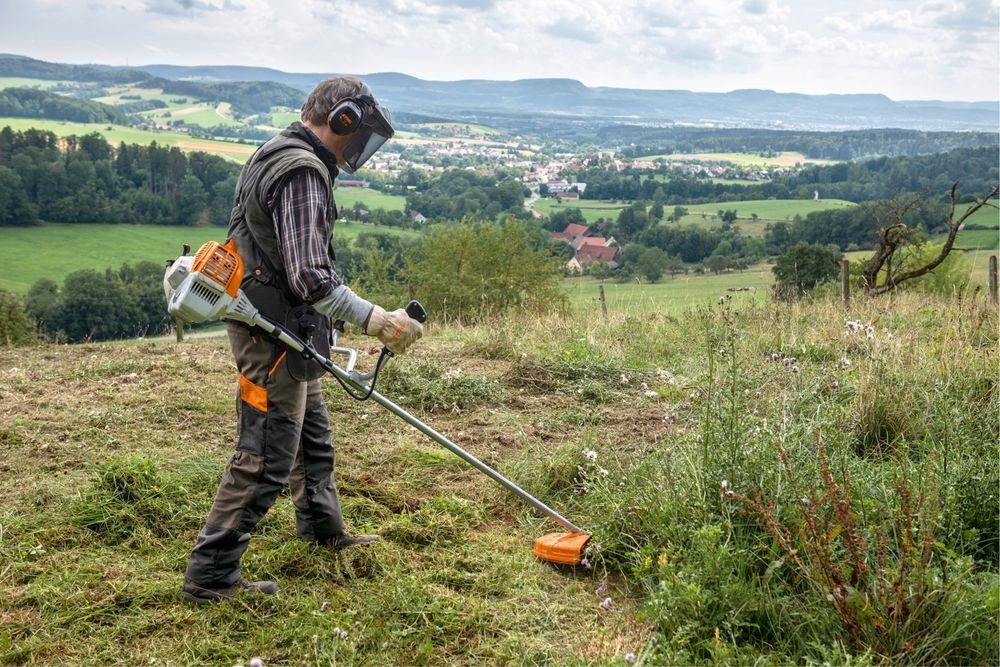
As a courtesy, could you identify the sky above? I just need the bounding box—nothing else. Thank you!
[1,0,998,101]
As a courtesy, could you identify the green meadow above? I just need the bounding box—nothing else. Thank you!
[635,151,833,167]
[0,223,419,293]
[333,187,408,212]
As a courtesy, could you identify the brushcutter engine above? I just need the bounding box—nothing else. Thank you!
[164,240,262,328]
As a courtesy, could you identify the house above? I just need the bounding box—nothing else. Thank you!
[551,223,589,243]
[337,179,370,188]
[556,191,580,201]
[566,245,620,273]
[409,211,427,224]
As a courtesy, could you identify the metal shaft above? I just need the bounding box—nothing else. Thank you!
[252,316,586,534]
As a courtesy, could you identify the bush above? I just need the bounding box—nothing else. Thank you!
[0,290,36,346]
[406,217,566,321]
[773,242,841,296]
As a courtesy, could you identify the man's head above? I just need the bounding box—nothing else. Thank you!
[300,76,394,174]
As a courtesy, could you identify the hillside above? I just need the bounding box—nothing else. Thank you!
[2,294,997,664]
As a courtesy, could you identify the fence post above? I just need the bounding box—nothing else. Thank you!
[599,284,608,321]
[989,255,998,305]
[175,317,184,343]
[841,259,850,306]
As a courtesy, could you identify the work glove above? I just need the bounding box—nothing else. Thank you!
[364,305,423,354]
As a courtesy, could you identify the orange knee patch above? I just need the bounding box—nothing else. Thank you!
[240,375,268,412]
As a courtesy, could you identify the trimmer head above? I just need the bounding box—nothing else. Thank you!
[533,531,591,565]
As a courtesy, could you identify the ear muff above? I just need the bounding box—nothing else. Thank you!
[328,99,364,136]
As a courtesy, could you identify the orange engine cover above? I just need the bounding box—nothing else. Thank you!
[533,531,591,565]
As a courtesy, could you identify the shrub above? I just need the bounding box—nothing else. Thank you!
[0,289,36,346]
[406,217,566,321]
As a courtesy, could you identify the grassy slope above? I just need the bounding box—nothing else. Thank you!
[1,293,996,664]
[0,117,256,161]
[0,223,418,293]
[0,326,649,665]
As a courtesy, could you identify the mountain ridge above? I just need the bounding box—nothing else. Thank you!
[2,54,997,131]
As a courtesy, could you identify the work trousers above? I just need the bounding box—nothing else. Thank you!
[185,323,345,588]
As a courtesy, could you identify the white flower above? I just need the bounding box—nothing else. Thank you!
[249,659,263,667]
[625,652,637,664]
[841,357,851,367]
[791,364,799,374]
[619,373,629,385]
[599,596,612,610]
[584,449,598,461]
[333,627,341,636]
[340,630,349,639]
[644,390,658,398]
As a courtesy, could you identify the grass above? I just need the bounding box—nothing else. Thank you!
[635,151,834,167]
[0,222,419,293]
[1,290,996,664]
[534,197,856,232]
[0,117,257,161]
[565,266,773,314]
[333,187,408,212]
[533,199,630,223]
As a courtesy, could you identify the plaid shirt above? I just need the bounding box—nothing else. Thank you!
[270,168,342,304]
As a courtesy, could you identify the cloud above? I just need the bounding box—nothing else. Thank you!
[144,0,243,15]
[540,18,603,43]
[742,0,777,14]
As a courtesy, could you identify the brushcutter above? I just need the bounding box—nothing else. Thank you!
[164,240,591,565]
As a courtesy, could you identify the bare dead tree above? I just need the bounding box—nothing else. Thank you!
[862,182,1000,296]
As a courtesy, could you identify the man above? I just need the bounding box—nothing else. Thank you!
[182,77,422,604]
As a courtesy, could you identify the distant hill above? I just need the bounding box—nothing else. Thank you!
[135,62,998,132]
[2,54,998,131]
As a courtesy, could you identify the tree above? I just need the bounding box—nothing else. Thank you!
[861,183,999,296]
[670,206,688,222]
[26,278,59,330]
[634,246,667,282]
[0,165,39,226]
[615,202,651,241]
[772,242,842,296]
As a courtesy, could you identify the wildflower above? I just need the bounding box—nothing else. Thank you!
[333,627,341,636]
[644,390,658,398]
[619,373,629,385]
[640,382,649,390]
[249,659,263,667]
[382,642,391,650]
[718,296,725,304]
[624,652,637,664]
[791,364,799,374]
[841,357,851,367]
[598,467,610,477]
[717,348,727,357]
[354,621,361,627]
[581,555,591,569]
[340,630,349,639]
[320,601,330,612]
[583,449,598,461]
[782,356,796,365]
[595,579,608,596]
[770,352,780,361]
[599,596,612,610]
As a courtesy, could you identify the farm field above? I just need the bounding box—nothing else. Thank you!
[532,198,629,223]
[0,77,65,90]
[0,223,419,293]
[635,151,834,167]
[2,292,995,664]
[565,266,772,314]
[0,117,257,161]
[333,187,408,212]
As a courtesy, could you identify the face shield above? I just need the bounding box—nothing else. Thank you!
[339,95,393,174]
